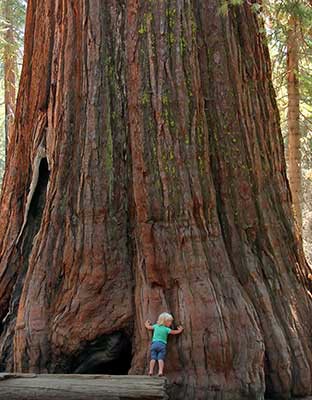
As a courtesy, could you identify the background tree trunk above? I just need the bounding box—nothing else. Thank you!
[2,0,17,155]
[0,1,311,399]
[287,15,302,233]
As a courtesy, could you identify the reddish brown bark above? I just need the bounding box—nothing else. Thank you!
[0,2,311,400]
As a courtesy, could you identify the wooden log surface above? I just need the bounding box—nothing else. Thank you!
[0,374,169,400]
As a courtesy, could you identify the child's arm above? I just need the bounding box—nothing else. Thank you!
[145,320,154,331]
[169,325,184,335]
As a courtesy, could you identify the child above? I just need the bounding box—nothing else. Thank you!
[145,312,183,377]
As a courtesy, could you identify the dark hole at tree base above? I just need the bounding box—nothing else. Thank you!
[72,331,132,375]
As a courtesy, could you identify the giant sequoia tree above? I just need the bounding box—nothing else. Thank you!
[0,1,311,399]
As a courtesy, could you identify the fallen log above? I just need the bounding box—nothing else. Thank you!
[0,373,169,400]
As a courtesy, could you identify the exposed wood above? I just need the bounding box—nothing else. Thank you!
[0,374,168,400]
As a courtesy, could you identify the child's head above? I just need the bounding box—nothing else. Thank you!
[157,312,173,327]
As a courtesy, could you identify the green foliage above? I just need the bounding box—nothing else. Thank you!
[268,0,312,24]
[219,0,243,16]
[0,0,26,55]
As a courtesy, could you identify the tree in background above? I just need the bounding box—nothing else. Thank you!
[287,12,301,229]
[0,87,6,181]
[0,0,25,170]
[0,1,311,399]
[266,0,312,234]
[266,0,312,262]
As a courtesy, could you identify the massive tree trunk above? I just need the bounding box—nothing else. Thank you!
[0,1,311,399]
[287,15,302,233]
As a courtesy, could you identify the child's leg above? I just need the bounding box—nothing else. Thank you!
[149,342,158,375]
[158,359,164,376]
[158,343,166,376]
[149,359,156,375]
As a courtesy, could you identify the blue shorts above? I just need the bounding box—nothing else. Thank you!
[151,341,167,361]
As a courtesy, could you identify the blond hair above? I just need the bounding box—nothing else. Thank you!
[157,312,173,325]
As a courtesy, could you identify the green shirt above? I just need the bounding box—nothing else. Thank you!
[152,324,171,344]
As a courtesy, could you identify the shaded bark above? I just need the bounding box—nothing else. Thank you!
[287,15,302,232]
[0,1,311,399]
